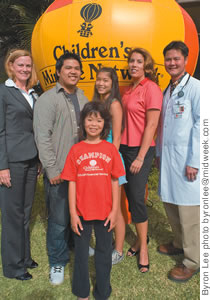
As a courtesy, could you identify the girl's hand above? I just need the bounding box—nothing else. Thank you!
[130,158,143,174]
[71,214,83,236]
[104,210,117,232]
[0,169,11,188]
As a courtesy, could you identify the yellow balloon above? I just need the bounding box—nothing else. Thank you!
[32,0,199,99]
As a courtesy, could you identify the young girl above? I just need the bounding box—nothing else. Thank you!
[93,67,127,265]
[61,101,125,300]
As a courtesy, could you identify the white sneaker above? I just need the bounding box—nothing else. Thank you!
[49,266,64,285]
[112,249,124,265]
[89,246,95,257]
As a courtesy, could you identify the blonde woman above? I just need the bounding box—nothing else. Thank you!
[0,49,38,280]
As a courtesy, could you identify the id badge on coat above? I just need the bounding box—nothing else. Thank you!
[173,101,185,119]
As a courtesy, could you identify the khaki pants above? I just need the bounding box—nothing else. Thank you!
[164,202,200,270]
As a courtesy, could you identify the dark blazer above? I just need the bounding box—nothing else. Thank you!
[0,83,38,170]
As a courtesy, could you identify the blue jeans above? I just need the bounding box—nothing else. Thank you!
[44,176,71,267]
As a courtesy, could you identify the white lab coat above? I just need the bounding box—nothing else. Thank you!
[156,73,200,205]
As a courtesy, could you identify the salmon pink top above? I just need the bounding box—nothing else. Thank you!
[121,78,163,147]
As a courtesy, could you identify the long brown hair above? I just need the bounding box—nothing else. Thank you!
[4,49,37,89]
[128,47,158,84]
[92,67,124,131]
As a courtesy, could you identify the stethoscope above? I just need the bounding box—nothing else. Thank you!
[163,73,191,98]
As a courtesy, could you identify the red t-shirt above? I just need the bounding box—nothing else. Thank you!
[61,140,125,221]
[121,78,163,147]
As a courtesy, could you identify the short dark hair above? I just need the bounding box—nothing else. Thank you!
[55,52,82,79]
[163,41,189,58]
[79,101,111,141]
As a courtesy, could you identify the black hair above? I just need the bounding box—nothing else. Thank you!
[92,67,122,110]
[55,52,82,79]
[163,41,189,58]
[92,67,124,131]
[79,101,111,141]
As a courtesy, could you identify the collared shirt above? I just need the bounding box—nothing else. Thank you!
[33,82,88,179]
[56,84,80,136]
[5,78,35,108]
[63,90,80,127]
[121,78,163,147]
[169,72,187,96]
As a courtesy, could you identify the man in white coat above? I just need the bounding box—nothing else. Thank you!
[156,41,200,282]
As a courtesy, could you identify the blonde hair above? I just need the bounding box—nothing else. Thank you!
[128,47,158,84]
[4,49,37,89]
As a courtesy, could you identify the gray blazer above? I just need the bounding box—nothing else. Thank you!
[0,83,38,170]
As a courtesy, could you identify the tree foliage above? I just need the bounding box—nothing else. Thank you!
[0,0,54,54]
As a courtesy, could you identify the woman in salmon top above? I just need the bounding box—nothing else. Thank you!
[120,47,163,273]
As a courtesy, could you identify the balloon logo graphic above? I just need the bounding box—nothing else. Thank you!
[78,3,102,38]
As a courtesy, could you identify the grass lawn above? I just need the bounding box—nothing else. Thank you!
[0,167,200,299]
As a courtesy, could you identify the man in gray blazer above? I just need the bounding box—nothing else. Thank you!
[33,52,88,285]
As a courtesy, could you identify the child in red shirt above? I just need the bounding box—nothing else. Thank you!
[61,101,125,300]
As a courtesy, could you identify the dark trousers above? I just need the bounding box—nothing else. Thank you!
[43,176,71,267]
[72,218,112,300]
[0,158,38,278]
[120,145,155,223]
